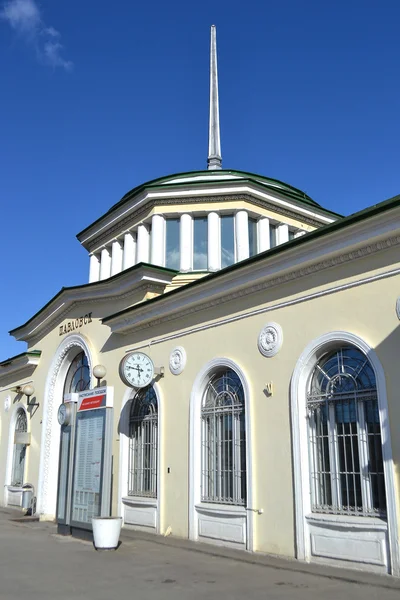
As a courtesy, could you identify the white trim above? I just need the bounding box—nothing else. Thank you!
[79,182,334,246]
[124,264,400,352]
[108,225,400,335]
[189,357,254,551]
[37,334,95,519]
[118,382,162,533]
[4,403,29,505]
[290,331,399,575]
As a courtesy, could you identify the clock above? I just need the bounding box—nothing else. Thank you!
[57,403,72,426]
[119,352,155,389]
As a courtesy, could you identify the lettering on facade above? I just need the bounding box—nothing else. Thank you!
[59,313,92,336]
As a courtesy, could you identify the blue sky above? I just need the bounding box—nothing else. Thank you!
[1,0,400,360]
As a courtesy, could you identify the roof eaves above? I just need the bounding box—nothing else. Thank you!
[0,350,42,367]
[76,169,340,240]
[9,263,178,337]
[103,191,400,324]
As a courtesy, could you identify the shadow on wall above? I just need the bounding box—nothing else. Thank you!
[118,397,133,437]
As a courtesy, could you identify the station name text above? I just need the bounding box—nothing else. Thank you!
[59,313,93,336]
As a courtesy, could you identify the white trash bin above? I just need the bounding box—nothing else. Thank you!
[92,517,122,551]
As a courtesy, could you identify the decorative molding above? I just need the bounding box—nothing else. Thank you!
[4,395,11,412]
[189,357,254,551]
[16,281,166,346]
[85,193,322,252]
[38,335,94,518]
[257,322,283,357]
[290,331,399,576]
[396,297,400,320]
[169,346,187,375]
[109,233,400,336]
[118,382,162,533]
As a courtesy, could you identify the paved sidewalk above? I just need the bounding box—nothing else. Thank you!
[1,509,400,600]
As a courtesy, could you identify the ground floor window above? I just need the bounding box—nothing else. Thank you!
[201,368,246,505]
[307,345,386,517]
[11,409,28,487]
[128,386,158,498]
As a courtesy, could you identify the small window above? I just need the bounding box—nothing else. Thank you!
[248,218,258,257]
[11,409,27,487]
[221,215,235,268]
[63,351,90,394]
[288,230,295,241]
[128,386,158,498]
[269,224,277,248]
[193,217,208,270]
[166,218,180,270]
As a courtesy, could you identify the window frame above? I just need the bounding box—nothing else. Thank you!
[11,408,28,487]
[306,346,386,518]
[220,214,236,269]
[200,368,246,506]
[128,385,158,499]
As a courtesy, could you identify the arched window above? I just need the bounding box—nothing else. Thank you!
[128,386,158,498]
[201,368,246,505]
[11,409,28,486]
[307,345,386,517]
[63,351,90,395]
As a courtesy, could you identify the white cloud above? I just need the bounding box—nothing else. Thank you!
[0,0,73,70]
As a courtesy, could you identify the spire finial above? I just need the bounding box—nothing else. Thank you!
[207,25,222,170]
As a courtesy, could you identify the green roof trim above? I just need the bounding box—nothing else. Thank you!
[102,191,400,324]
[9,263,178,337]
[77,169,341,239]
[0,350,42,367]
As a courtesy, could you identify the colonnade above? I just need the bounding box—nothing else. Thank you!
[88,212,306,283]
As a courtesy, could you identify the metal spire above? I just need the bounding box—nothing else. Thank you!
[207,25,222,170]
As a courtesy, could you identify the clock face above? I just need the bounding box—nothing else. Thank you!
[119,352,155,389]
[57,403,71,426]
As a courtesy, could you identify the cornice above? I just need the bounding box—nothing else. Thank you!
[27,281,166,346]
[0,353,41,387]
[85,193,328,253]
[106,233,400,335]
[10,264,176,343]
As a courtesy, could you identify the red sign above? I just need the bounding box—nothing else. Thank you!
[78,394,106,412]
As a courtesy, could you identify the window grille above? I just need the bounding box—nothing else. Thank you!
[11,409,27,486]
[201,368,246,505]
[307,346,386,518]
[128,386,158,498]
[63,351,90,395]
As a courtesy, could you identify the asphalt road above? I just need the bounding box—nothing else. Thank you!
[1,513,400,600]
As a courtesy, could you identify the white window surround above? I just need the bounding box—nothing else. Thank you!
[37,334,95,519]
[189,357,254,551]
[290,331,399,575]
[118,383,162,533]
[4,403,29,506]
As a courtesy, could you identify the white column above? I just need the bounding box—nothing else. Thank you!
[294,230,306,238]
[151,214,166,267]
[276,223,289,245]
[258,217,270,253]
[111,239,123,276]
[99,247,111,280]
[88,253,100,283]
[136,224,150,263]
[122,232,136,270]
[208,212,221,271]
[180,213,193,272]
[235,210,249,262]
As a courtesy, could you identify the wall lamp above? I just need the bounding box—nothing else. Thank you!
[11,384,36,404]
[93,365,106,387]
